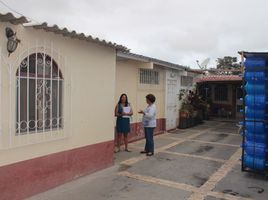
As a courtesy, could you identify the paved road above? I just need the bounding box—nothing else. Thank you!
[28,121,268,200]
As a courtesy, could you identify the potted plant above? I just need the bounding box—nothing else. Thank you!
[178,90,194,129]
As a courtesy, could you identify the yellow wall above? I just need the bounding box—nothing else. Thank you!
[115,59,165,124]
[0,22,116,166]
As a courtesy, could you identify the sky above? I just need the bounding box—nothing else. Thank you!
[1,0,268,68]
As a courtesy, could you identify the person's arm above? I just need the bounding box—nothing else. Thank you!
[114,105,122,117]
[143,106,155,119]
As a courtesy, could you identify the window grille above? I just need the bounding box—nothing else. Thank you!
[181,76,193,87]
[214,85,228,101]
[0,43,73,149]
[16,53,63,134]
[139,69,159,85]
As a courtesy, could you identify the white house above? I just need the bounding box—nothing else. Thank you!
[0,12,127,200]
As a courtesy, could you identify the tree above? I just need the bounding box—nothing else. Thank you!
[216,56,240,70]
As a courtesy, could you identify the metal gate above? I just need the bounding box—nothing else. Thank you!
[0,41,72,149]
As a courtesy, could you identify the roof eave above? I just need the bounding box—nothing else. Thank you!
[24,23,128,51]
[117,51,186,71]
[0,12,28,24]
[0,12,128,51]
[238,51,268,59]
[117,51,151,63]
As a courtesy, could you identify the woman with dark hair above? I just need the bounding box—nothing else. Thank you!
[115,93,133,153]
[138,94,156,156]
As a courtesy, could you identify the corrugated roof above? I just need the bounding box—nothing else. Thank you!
[196,75,242,83]
[0,12,128,51]
[26,23,128,51]
[0,12,28,24]
[238,51,268,59]
[187,69,205,74]
[117,51,188,71]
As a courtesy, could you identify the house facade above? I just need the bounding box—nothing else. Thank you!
[116,52,167,141]
[115,52,198,138]
[0,13,127,200]
[166,69,203,130]
[197,75,243,120]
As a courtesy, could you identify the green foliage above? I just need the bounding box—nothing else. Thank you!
[216,56,240,70]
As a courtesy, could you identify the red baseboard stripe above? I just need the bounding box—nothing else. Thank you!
[0,140,114,200]
[115,118,166,143]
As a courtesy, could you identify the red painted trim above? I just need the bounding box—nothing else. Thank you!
[115,118,166,143]
[196,75,242,83]
[167,128,177,132]
[0,140,114,200]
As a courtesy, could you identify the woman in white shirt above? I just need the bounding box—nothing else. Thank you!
[138,94,156,156]
[115,94,133,152]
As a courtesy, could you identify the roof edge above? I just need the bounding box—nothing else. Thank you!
[0,12,128,51]
[25,23,128,51]
[117,51,187,71]
[0,12,28,25]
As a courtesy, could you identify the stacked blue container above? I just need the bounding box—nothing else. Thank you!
[243,56,268,171]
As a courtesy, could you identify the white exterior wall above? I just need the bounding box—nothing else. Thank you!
[0,22,116,166]
[165,69,180,130]
[115,60,166,124]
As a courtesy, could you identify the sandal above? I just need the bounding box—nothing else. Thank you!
[125,149,131,152]
[114,148,121,153]
[146,152,154,156]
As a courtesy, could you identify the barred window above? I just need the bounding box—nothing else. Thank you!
[16,53,63,134]
[181,76,193,87]
[140,69,159,85]
[236,105,243,112]
[214,85,228,101]
[236,87,243,99]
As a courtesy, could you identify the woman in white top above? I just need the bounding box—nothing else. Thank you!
[115,94,133,153]
[138,94,156,156]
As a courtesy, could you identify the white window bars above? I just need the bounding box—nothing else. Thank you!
[16,53,63,134]
[139,69,159,85]
[181,76,193,87]
[0,42,72,149]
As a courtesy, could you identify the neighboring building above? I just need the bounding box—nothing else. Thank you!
[116,52,198,135]
[0,12,127,200]
[196,75,243,119]
[186,69,205,82]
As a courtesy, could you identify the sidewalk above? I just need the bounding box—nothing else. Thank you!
[27,121,268,200]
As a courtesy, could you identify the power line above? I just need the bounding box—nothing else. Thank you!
[0,0,40,23]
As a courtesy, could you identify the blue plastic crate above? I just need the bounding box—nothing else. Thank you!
[244,121,268,134]
[245,95,267,109]
[245,83,266,94]
[244,141,267,158]
[245,57,266,68]
[245,107,268,121]
[244,155,267,170]
[245,71,267,82]
[245,131,267,143]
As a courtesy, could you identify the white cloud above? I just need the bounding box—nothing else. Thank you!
[1,0,268,68]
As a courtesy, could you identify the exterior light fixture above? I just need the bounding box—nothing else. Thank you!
[5,27,21,56]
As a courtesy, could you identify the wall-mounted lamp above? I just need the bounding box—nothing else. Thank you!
[5,27,21,56]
